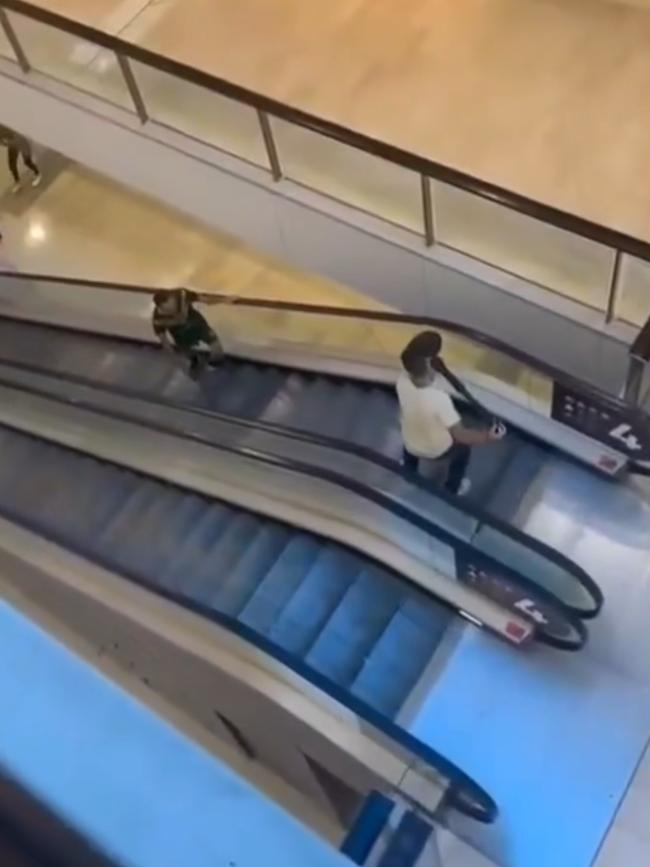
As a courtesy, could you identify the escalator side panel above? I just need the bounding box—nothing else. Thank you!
[0,424,451,719]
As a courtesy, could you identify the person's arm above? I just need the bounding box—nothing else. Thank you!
[450,423,493,446]
[433,391,498,446]
[152,320,175,353]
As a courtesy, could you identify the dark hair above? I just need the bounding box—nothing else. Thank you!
[153,290,169,306]
[400,330,442,377]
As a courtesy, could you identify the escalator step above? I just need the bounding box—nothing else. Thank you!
[207,523,292,616]
[268,546,361,656]
[304,566,403,687]
[237,534,323,634]
[350,604,449,717]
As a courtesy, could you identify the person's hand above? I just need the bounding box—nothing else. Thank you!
[487,421,507,441]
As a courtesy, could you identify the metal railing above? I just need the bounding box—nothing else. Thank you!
[1,0,650,328]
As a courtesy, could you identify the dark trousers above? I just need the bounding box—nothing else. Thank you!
[8,146,39,183]
[403,442,471,495]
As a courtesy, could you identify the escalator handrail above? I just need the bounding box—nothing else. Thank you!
[0,450,498,824]
[0,269,643,423]
[0,347,602,618]
[0,357,596,635]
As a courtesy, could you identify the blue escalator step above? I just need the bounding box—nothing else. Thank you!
[351,604,449,717]
[304,566,403,687]
[186,511,262,601]
[237,534,323,634]
[106,486,189,569]
[268,546,362,656]
[208,523,291,616]
[160,502,235,590]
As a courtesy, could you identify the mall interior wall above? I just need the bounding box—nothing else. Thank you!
[0,70,629,392]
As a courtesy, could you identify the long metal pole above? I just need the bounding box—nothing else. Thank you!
[605,249,623,324]
[420,174,436,247]
[257,110,282,181]
[116,53,148,124]
[0,8,30,73]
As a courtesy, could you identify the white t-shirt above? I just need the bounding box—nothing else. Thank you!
[396,372,460,458]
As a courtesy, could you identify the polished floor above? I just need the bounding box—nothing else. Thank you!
[0,152,378,307]
[5,1,650,326]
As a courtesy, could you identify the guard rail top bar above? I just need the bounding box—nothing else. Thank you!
[0,342,600,623]
[0,421,498,823]
[0,362,590,648]
[2,0,650,264]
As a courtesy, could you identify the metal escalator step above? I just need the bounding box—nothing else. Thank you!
[237,534,323,634]
[207,523,292,616]
[184,511,262,601]
[304,566,403,687]
[204,364,269,417]
[103,486,188,569]
[258,370,309,424]
[348,388,401,453]
[281,375,332,432]
[134,492,208,574]
[257,371,312,426]
[159,502,236,590]
[318,383,369,440]
[97,479,165,546]
[350,604,449,717]
[268,546,362,656]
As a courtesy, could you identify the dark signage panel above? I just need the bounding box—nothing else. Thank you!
[551,382,650,462]
[456,551,575,642]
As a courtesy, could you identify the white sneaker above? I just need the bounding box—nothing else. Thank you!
[457,478,472,497]
[30,173,42,188]
[10,181,21,194]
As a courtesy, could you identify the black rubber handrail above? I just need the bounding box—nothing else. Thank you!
[0,361,588,649]
[0,440,498,822]
[0,344,602,620]
[2,0,650,264]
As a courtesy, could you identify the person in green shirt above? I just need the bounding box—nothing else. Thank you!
[152,288,230,379]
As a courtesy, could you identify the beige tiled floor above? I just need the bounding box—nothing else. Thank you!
[21,0,650,247]
[0,153,380,307]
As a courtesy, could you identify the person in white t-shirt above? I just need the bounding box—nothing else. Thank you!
[396,331,502,496]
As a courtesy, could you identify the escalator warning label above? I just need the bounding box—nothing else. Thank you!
[506,621,529,643]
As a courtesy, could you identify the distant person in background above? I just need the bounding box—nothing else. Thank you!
[396,330,503,496]
[0,232,16,273]
[152,288,229,379]
[0,128,41,193]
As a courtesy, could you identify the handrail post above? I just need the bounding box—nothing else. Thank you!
[0,8,30,73]
[420,175,436,247]
[605,249,623,324]
[116,53,148,124]
[257,110,282,181]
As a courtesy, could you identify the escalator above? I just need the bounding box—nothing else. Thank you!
[0,383,499,825]
[0,424,449,719]
[0,279,607,646]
